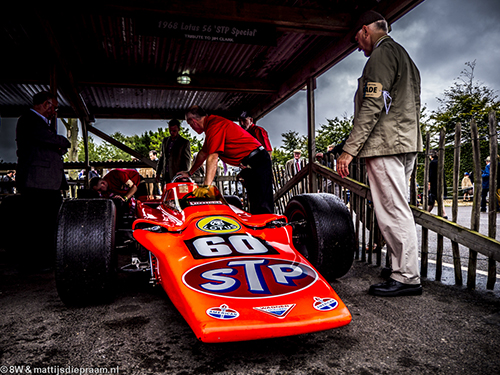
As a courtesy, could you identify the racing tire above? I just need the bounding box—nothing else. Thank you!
[285,193,355,281]
[55,199,117,305]
[224,195,243,210]
[0,195,27,262]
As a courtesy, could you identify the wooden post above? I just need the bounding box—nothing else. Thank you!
[306,77,317,193]
[436,128,445,281]
[421,133,430,278]
[468,118,481,289]
[487,110,497,289]
[451,123,463,286]
[81,120,90,189]
[49,64,58,133]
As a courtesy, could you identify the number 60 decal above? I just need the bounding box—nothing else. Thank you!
[185,234,279,259]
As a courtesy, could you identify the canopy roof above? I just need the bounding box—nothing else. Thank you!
[0,0,423,125]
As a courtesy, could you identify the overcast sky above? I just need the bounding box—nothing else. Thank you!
[1,0,499,162]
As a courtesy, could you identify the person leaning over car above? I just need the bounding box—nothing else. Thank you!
[336,11,423,297]
[178,105,274,215]
[90,169,145,201]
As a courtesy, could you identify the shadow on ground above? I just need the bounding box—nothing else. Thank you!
[1,248,500,375]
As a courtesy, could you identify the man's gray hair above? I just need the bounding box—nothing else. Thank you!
[372,19,389,33]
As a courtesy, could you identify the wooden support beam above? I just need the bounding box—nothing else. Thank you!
[35,11,91,124]
[412,206,500,263]
[307,77,317,193]
[87,124,157,168]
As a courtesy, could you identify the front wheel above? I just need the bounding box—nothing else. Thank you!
[285,193,355,281]
[55,199,117,305]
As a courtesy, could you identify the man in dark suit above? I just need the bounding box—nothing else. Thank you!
[156,119,191,184]
[16,91,71,271]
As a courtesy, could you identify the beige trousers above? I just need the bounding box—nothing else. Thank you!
[365,153,420,285]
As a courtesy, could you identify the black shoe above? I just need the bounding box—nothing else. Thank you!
[481,208,487,212]
[369,279,422,297]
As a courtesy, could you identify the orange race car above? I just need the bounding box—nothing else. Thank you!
[55,177,355,343]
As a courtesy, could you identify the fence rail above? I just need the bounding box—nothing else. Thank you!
[1,111,498,290]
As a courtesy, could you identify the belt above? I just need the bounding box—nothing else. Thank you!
[241,146,265,167]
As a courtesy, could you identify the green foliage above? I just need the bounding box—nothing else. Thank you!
[316,115,353,152]
[430,61,500,144]
[416,140,491,196]
[272,148,289,166]
[76,127,204,162]
[275,115,353,166]
[77,134,131,162]
[275,130,308,165]
[148,126,203,156]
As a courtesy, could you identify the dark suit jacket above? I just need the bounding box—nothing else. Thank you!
[16,110,71,192]
[156,135,191,182]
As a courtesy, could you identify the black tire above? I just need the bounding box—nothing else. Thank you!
[224,195,243,210]
[285,193,355,281]
[0,195,26,261]
[55,199,117,305]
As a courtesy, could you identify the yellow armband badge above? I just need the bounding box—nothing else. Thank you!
[364,82,382,98]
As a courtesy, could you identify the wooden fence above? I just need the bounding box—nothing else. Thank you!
[273,111,500,290]
[2,112,499,289]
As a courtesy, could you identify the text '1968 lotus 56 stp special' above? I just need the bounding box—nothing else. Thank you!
[55,177,356,343]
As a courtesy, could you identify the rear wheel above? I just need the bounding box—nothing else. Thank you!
[55,199,117,305]
[285,193,355,281]
[0,195,28,265]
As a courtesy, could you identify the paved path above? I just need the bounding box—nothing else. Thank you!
[1,249,500,375]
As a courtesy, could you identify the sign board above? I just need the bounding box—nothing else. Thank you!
[136,16,277,46]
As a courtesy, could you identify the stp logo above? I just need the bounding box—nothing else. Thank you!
[183,257,318,298]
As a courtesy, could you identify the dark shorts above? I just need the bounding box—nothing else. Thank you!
[428,193,436,207]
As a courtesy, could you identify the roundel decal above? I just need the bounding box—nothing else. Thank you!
[183,257,318,299]
[196,216,241,234]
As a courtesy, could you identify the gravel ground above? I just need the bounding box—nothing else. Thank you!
[1,247,500,375]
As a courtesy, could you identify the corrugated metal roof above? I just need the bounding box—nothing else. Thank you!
[0,0,424,126]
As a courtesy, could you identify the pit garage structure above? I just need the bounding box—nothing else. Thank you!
[3,1,500,289]
[1,0,423,172]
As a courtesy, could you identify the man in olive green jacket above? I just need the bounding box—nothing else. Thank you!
[337,11,423,297]
[156,119,191,185]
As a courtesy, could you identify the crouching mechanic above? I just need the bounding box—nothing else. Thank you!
[90,169,146,202]
[178,105,274,214]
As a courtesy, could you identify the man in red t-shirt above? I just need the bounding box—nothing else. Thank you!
[90,169,143,202]
[179,105,274,214]
[238,110,272,158]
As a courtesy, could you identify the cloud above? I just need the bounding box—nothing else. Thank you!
[262,0,500,149]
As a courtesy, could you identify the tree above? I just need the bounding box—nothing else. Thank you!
[316,115,353,152]
[61,118,79,179]
[149,126,203,156]
[280,130,308,160]
[74,126,204,162]
[431,61,500,144]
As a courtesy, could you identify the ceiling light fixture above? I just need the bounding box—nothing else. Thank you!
[177,71,191,85]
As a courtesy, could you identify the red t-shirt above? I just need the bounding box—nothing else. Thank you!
[201,115,262,166]
[247,124,272,152]
[103,169,141,196]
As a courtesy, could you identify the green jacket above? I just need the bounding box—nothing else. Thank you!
[343,36,423,158]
